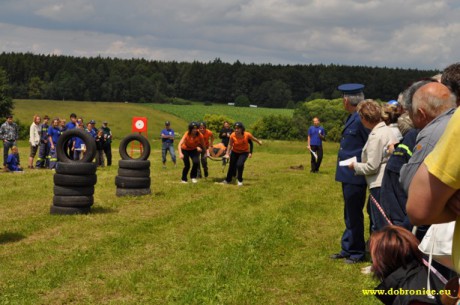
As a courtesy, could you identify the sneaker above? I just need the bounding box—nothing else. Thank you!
[191,178,198,183]
[237,181,243,186]
[361,265,373,275]
[216,180,228,185]
[181,180,188,183]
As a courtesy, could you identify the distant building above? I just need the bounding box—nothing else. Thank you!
[250,105,258,108]
[228,103,235,106]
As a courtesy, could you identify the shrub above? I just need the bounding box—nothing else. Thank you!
[202,114,234,135]
[252,114,299,140]
[15,119,29,140]
[293,98,348,142]
[234,95,250,107]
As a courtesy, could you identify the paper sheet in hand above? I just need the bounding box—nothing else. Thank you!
[339,156,357,166]
[309,148,318,161]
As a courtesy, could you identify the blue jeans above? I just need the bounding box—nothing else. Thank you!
[162,142,176,164]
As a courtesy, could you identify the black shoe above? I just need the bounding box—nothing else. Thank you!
[344,257,365,264]
[330,253,349,259]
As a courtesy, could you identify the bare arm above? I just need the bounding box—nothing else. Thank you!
[407,163,457,225]
[250,135,262,145]
[178,134,187,158]
[225,138,233,158]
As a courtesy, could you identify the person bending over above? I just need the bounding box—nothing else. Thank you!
[178,122,205,184]
[221,122,262,186]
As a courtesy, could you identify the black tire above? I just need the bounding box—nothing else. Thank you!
[119,133,151,161]
[54,174,97,187]
[53,195,94,208]
[115,176,151,189]
[56,162,97,175]
[56,129,96,163]
[50,205,91,215]
[117,168,150,178]
[118,159,150,170]
[116,187,151,197]
[54,185,95,196]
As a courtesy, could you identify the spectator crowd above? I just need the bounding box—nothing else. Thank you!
[0,113,112,171]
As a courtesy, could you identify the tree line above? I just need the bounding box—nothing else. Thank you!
[0,52,438,108]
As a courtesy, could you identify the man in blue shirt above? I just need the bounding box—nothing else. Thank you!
[65,113,77,159]
[307,117,326,173]
[161,121,176,168]
[47,118,61,169]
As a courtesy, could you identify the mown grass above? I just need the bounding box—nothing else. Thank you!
[13,100,189,140]
[0,137,380,305]
[149,103,294,127]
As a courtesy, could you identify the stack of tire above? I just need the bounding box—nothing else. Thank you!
[115,133,151,197]
[51,129,97,215]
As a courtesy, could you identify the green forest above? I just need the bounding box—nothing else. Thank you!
[0,52,438,108]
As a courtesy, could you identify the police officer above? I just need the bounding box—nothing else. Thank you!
[36,115,50,168]
[330,83,370,264]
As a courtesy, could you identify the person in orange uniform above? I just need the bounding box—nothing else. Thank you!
[197,122,214,178]
[222,122,262,186]
[178,122,206,183]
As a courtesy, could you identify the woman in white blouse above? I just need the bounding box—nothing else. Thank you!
[348,100,397,232]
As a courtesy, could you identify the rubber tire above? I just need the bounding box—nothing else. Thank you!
[115,176,151,189]
[54,173,97,187]
[118,159,150,170]
[53,195,94,208]
[56,162,97,175]
[54,185,95,196]
[117,168,150,178]
[116,187,151,197]
[119,133,151,161]
[50,205,91,215]
[56,128,96,163]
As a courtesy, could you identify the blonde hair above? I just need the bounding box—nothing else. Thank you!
[357,99,382,124]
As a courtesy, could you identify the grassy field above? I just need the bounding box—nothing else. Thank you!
[0,101,380,305]
[149,103,294,128]
[13,100,190,140]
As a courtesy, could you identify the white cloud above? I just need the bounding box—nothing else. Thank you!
[1,0,460,69]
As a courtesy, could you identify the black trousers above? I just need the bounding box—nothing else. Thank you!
[226,151,249,182]
[103,143,112,166]
[310,145,323,172]
[181,149,200,181]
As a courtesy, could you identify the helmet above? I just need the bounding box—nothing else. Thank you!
[199,121,207,128]
[188,121,199,129]
[234,122,244,129]
[165,121,170,126]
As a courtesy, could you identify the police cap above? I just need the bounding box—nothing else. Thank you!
[337,83,365,94]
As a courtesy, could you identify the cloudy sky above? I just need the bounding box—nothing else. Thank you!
[1,0,459,70]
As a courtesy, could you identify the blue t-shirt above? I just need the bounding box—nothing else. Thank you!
[74,136,85,150]
[6,153,20,171]
[86,128,97,138]
[65,121,77,130]
[161,128,175,144]
[308,125,326,146]
[47,126,61,145]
